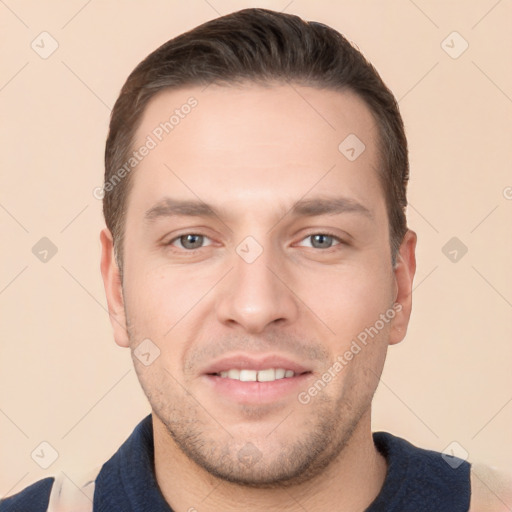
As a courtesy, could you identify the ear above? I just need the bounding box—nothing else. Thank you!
[100,228,130,348]
[389,229,417,345]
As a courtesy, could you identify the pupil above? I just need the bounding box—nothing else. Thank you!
[183,234,202,249]
[313,234,331,248]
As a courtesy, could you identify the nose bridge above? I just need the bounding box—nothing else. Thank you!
[215,235,298,332]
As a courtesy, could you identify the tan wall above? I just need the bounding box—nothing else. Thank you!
[1,0,511,497]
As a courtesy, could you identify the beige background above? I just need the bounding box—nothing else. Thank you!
[1,0,511,499]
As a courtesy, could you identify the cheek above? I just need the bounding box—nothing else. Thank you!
[126,265,197,321]
[122,273,175,348]
[299,262,394,341]
[123,265,217,370]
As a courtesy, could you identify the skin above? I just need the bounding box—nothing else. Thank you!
[100,83,418,511]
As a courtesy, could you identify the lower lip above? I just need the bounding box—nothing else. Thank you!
[203,374,312,404]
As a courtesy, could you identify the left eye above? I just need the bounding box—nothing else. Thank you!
[298,234,342,249]
[169,234,213,250]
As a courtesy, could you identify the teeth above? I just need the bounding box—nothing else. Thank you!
[275,368,286,379]
[257,369,275,382]
[217,368,296,382]
[239,369,257,382]
[227,369,240,379]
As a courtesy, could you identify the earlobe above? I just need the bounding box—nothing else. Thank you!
[389,229,417,345]
[99,228,130,348]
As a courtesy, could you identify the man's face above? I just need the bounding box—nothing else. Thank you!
[102,83,415,486]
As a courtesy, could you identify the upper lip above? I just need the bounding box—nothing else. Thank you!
[201,354,311,375]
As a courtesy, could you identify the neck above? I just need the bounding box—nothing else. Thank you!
[153,410,388,512]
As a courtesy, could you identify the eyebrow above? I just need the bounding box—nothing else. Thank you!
[143,196,373,223]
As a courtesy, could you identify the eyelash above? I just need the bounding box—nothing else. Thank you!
[166,231,346,252]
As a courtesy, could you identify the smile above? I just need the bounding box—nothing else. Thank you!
[215,368,297,382]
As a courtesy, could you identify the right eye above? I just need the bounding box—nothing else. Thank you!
[167,233,213,251]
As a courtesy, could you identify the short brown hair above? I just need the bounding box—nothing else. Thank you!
[104,8,409,271]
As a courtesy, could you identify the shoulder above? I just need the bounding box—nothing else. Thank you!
[469,463,512,512]
[0,477,54,512]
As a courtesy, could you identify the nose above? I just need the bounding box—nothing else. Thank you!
[215,240,300,334]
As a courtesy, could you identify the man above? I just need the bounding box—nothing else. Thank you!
[2,7,510,512]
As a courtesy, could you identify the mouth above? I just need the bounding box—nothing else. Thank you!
[201,354,313,404]
[211,368,306,382]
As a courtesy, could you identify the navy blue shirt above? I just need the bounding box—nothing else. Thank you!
[1,414,471,511]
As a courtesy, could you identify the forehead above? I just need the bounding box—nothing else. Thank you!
[128,83,384,219]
